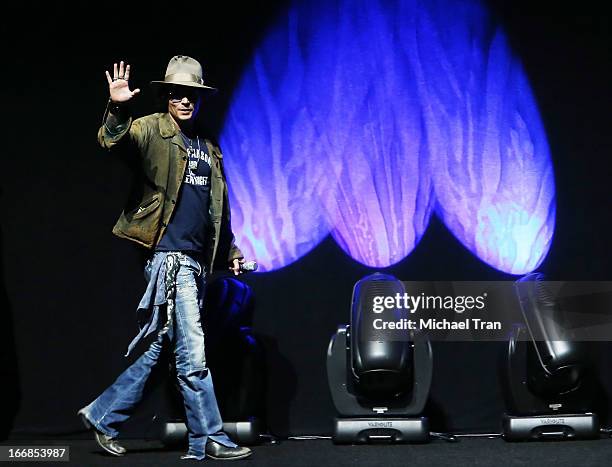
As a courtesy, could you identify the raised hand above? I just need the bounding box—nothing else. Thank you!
[105,60,141,103]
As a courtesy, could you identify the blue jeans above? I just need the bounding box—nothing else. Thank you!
[80,252,236,459]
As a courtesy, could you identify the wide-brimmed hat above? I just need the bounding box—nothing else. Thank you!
[150,55,217,93]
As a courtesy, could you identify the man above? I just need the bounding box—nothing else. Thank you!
[78,56,252,461]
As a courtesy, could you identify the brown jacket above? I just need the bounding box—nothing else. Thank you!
[97,105,243,272]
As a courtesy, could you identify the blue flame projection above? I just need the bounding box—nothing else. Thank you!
[221,0,556,273]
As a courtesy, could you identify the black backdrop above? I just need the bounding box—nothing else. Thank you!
[0,0,609,439]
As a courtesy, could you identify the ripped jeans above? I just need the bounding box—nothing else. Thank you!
[79,252,236,460]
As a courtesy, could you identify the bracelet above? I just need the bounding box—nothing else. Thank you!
[108,98,126,115]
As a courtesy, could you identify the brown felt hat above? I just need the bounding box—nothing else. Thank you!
[150,55,217,92]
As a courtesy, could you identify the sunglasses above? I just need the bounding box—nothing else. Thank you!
[167,87,200,103]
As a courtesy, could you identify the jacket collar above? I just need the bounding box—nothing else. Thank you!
[158,112,222,159]
[159,112,179,138]
[158,113,187,153]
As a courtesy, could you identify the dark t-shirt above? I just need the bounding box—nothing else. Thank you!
[156,134,212,253]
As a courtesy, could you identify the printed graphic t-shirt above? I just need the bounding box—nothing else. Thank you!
[156,133,212,253]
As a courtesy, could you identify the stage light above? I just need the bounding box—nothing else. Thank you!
[326,273,433,443]
[160,277,265,446]
[501,273,598,440]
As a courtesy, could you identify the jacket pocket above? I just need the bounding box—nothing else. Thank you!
[131,194,161,219]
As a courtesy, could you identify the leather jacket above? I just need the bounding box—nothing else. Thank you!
[97,104,243,272]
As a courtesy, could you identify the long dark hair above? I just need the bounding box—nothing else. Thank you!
[152,85,171,113]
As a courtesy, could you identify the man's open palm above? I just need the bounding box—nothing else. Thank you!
[106,61,140,103]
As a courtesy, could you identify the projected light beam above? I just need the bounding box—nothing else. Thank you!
[221,0,556,274]
[399,0,556,273]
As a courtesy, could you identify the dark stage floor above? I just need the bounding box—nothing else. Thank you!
[3,437,612,466]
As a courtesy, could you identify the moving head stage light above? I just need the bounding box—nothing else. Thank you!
[160,276,266,446]
[327,273,433,444]
[501,273,599,441]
